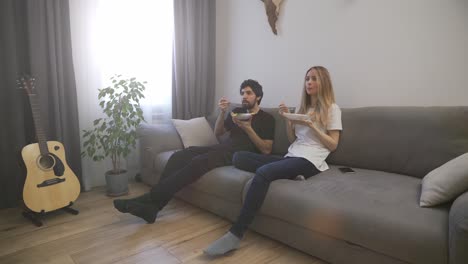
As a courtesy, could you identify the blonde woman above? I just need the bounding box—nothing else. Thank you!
[204,66,342,256]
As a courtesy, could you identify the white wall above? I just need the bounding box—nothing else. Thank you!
[216,0,468,108]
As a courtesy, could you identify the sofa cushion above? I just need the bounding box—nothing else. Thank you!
[250,214,408,264]
[172,117,219,148]
[185,166,254,203]
[327,107,468,178]
[250,166,448,264]
[175,187,244,222]
[420,152,468,207]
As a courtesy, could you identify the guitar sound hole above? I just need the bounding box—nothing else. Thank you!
[37,155,55,170]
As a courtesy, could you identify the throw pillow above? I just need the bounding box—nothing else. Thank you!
[172,117,219,148]
[420,153,468,207]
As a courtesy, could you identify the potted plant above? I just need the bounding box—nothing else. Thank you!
[81,75,146,196]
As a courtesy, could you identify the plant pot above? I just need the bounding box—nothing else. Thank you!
[105,170,129,197]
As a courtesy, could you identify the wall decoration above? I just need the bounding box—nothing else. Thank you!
[260,0,283,35]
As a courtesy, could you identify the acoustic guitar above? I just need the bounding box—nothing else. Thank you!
[18,76,81,213]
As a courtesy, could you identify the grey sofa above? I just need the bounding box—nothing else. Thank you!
[137,106,468,264]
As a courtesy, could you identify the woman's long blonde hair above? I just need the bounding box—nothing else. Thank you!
[296,66,335,129]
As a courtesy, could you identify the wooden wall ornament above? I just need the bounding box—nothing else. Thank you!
[260,0,283,35]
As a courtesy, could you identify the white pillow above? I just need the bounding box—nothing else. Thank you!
[420,153,468,207]
[172,117,219,148]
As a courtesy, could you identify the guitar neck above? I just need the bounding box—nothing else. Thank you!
[28,94,49,155]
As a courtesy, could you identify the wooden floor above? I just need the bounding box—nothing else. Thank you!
[0,182,325,264]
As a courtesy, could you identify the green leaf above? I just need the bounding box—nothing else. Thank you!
[82,75,147,167]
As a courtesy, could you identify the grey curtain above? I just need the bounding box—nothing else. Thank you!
[0,0,82,209]
[172,0,216,119]
[0,0,30,210]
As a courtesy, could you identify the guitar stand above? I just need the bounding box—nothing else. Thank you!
[22,202,79,227]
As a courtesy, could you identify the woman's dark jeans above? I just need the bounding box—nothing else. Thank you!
[229,151,320,238]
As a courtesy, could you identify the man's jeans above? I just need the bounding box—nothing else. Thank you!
[229,151,320,238]
[149,144,234,209]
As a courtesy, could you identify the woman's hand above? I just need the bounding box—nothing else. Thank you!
[291,119,318,131]
[291,119,340,152]
[280,103,297,143]
[278,103,290,116]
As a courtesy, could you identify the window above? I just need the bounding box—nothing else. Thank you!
[96,0,174,122]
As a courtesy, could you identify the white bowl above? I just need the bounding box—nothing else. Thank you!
[282,113,310,121]
[231,113,253,120]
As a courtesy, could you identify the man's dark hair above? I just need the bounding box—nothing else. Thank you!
[240,79,263,105]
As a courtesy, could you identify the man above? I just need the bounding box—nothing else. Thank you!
[113,79,275,223]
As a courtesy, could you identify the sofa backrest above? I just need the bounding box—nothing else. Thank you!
[327,107,468,178]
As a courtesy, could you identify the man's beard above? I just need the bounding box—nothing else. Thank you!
[242,100,255,111]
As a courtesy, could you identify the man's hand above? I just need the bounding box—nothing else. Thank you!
[233,115,273,154]
[218,97,230,113]
[215,96,230,137]
[233,116,252,131]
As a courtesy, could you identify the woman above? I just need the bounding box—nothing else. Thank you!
[204,66,342,256]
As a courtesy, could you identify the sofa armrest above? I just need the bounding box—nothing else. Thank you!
[449,191,468,264]
[138,123,183,154]
[137,123,183,184]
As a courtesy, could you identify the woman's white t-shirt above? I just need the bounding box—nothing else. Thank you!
[285,104,342,171]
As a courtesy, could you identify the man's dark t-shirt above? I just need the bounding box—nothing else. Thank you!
[224,107,275,153]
